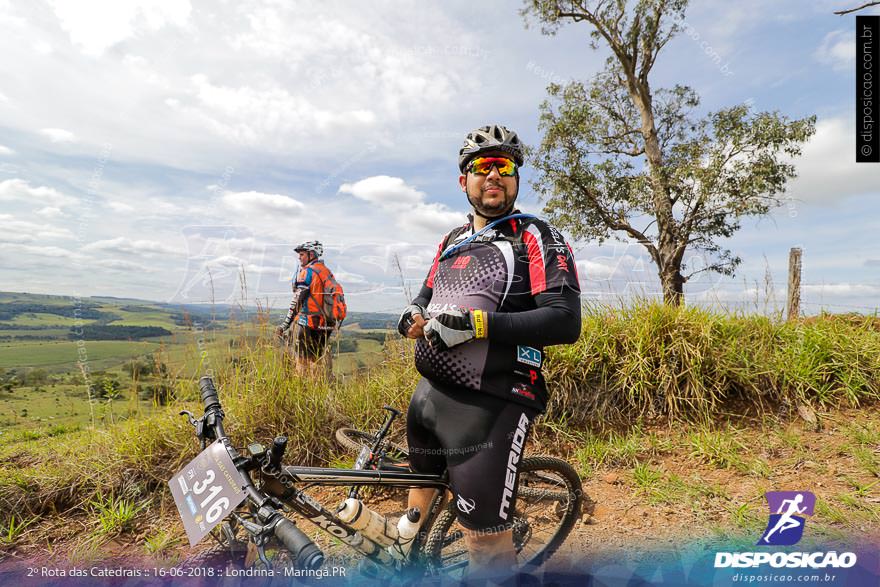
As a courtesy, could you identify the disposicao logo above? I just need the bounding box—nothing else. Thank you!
[758,490,815,546]
[714,490,857,570]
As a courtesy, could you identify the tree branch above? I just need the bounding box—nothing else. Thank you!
[572,178,660,264]
[834,1,880,15]
[684,262,732,280]
[638,1,664,83]
[603,146,646,156]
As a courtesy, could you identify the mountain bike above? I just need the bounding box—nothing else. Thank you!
[173,376,583,580]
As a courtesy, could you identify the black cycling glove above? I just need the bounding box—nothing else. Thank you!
[397,304,425,337]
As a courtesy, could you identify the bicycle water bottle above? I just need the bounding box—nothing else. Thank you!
[337,498,398,548]
[387,507,421,560]
[347,530,393,565]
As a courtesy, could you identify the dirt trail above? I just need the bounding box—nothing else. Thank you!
[2,406,878,572]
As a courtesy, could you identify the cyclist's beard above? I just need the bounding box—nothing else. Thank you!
[466,181,518,219]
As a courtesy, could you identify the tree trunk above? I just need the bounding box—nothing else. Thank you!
[659,266,685,306]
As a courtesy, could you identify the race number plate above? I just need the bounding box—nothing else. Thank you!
[169,440,247,546]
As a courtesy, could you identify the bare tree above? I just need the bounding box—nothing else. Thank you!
[522,0,815,304]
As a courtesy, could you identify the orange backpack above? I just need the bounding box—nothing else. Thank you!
[311,262,347,328]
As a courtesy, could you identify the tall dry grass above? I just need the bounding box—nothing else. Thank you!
[2,303,879,541]
[545,301,880,428]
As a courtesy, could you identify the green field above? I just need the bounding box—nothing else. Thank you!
[0,292,395,436]
[105,308,182,328]
[0,328,72,338]
[2,313,91,327]
[0,340,160,369]
[0,383,161,437]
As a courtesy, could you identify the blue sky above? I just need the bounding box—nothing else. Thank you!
[0,0,878,315]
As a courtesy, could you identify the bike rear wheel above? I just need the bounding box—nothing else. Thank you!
[422,456,583,578]
[335,427,409,466]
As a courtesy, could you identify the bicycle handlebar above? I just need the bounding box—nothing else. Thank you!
[274,517,325,570]
[192,376,324,569]
[198,376,220,411]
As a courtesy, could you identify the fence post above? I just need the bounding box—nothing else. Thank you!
[787,247,802,321]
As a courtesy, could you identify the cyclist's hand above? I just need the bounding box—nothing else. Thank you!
[275,326,285,338]
[397,304,426,338]
[424,308,487,351]
[408,313,427,339]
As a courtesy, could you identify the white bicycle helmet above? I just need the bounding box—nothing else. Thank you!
[294,240,323,258]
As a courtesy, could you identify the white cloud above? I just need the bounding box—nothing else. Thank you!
[339,175,463,233]
[814,29,855,71]
[0,179,78,207]
[200,254,277,275]
[168,74,378,146]
[48,0,192,57]
[82,236,181,256]
[0,145,14,156]
[787,117,879,202]
[407,204,467,234]
[40,128,77,143]
[576,259,617,281]
[340,175,424,206]
[0,242,79,259]
[0,2,492,169]
[108,201,136,213]
[334,270,368,285]
[95,258,154,272]
[35,206,63,218]
[802,283,880,297]
[0,214,74,241]
[221,190,305,215]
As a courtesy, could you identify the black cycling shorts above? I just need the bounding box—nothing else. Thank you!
[294,325,329,360]
[406,377,538,531]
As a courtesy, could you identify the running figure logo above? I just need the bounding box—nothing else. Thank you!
[758,491,816,546]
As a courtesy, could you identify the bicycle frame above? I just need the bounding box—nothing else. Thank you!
[184,376,452,569]
[258,465,451,563]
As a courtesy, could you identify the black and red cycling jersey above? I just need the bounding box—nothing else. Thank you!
[411,211,581,412]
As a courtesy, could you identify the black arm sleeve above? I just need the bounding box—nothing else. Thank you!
[411,283,433,309]
[486,287,581,346]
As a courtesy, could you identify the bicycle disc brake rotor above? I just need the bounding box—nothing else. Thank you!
[512,515,532,551]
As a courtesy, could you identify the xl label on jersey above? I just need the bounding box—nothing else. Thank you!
[517,346,542,368]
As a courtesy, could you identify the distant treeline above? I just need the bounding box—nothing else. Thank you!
[345,312,396,329]
[68,325,172,340]
[345,331,388,343]
[0,303,112,321]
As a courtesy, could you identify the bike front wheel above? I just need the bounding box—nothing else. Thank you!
[422,455,583,577]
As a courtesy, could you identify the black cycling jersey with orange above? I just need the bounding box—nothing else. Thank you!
[412,212,581,412]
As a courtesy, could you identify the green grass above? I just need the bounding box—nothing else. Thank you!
[544,301,880,427]
[0,513,37,544]
[105,309,182,329]
[0,383,160,435]
[144,529,182,557]
[90,493,145,536]
[1,313,89,327]
[1,302,879,551]
[0,340,160,369]
[632,463,663,489]
[0,328,75,339]
[726,502,765,533]
[574,428,644,474]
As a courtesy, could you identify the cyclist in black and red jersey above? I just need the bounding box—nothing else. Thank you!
[397,124,581,578]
